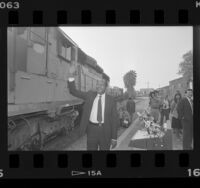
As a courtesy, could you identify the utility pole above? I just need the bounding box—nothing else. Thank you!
[146,81,149,89]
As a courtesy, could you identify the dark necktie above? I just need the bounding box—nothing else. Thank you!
[97,95,102,123]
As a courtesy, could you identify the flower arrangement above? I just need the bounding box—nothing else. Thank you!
[137,109,167,138]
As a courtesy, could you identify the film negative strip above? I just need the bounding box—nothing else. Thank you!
[0,0,200,180]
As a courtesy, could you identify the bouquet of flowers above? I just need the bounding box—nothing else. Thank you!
[137,109,167,138]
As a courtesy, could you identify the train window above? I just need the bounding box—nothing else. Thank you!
[31,27,46,39]
[8,27,13,32]
[17,27,26,35]
[66,47,71,60]
[84,75,87,91]
[30,27,46,45]
[17,27,28,40]
[71,47,76,61]
[33,43,45,54]
[57,39,72,61]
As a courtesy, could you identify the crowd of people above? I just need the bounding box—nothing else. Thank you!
[148,89,193,150]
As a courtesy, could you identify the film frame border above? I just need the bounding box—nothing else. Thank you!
[0,0,199,26]
[0,0,200,179]
[2,8,198,25]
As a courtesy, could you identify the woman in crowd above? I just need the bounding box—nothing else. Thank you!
[160,95,170,127]
[149,91,154,106]
[171,93,182,139]
[149,91,161,123]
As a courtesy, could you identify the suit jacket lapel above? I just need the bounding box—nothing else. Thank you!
[91,92,97,106]
[104,94,109,123]
[88,92,97,115]
[186,97,193,114]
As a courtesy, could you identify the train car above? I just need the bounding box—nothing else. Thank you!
[7,27,107,151]
[76,48,104,92]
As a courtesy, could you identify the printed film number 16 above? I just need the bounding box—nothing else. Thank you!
[188,169,200,177]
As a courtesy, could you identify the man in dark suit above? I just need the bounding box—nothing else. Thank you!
[67,69,119,150]
[177,89,193,150]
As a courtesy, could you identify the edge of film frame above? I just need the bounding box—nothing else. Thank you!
[1,4,200,179]
[7,9,191,25]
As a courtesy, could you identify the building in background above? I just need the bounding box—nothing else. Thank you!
[157,85,170,99]
[107,86,123,97]
[169,77,186,99]
[139,88,154,96]
[157,76,193,101]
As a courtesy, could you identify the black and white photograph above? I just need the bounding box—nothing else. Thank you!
[7,26,193,151]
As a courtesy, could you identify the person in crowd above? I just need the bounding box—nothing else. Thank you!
[154,90,159,98]
[170,93,182,139]
[177,89,193,150]
[160,95,170,127]
[170,90,181,104]
[67,66,119,151]
[149,91,154,107]
[126,97,136,122]
[120,110,131,128]
[149,90,161,123]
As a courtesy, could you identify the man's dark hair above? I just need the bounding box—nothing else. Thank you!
[185,88,193,93]
[104,79,109,88]
[174,93,182,103]
[187,88,193,92]
[149,91,155,98]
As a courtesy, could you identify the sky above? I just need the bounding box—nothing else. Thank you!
[60,26,193,91]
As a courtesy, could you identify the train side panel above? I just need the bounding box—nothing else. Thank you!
[8,27,81,108]
[7,27,108,150]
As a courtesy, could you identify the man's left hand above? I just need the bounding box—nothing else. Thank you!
[110,139,117,149]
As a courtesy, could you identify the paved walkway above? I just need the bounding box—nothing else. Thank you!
[113,97,149,150]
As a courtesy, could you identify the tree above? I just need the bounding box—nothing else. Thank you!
[123,70,137,99]
[178,50,193,87]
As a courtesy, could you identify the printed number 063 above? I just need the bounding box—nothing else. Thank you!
[0,2,19,9]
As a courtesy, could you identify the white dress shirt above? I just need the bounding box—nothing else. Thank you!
[89,93,105,123]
